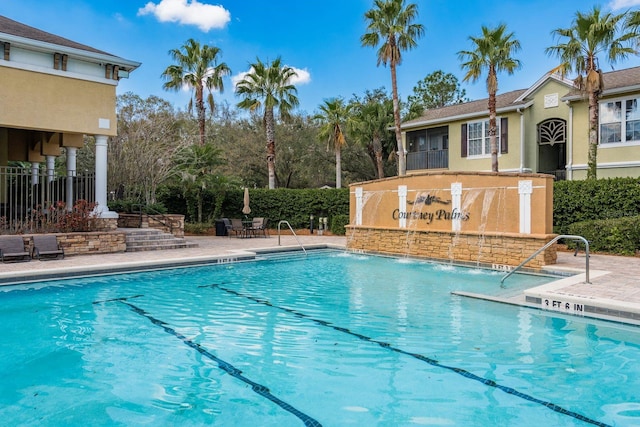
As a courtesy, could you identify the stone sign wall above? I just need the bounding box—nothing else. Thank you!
[347,171,557,269]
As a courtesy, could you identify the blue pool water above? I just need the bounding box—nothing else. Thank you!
[1,250,639,426]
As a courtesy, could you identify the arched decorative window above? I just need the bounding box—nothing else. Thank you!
[538,118,566,146]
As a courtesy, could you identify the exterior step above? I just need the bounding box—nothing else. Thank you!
[120,228,198,252]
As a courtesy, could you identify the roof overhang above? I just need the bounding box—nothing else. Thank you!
[0,32,141,72]
[561,84,640,102]
[401,100,534,131]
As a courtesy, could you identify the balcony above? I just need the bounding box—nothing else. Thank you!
[407,149,449,171]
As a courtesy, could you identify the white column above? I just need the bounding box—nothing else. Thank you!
[398,185,407,228]
[66,147,77,211]
[46,155,55,183]
[355,187,363,226]
[451,182,462,232]
[31,162,39,186]
[94,135,117,218]
[519,180,533,234]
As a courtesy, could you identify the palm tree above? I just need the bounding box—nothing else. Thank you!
[235,57,299,189]
[458,24,521,172]
[350,96,394,179]
[546,7,637,179]
[361,0,424,176]
[174,142,224,223]
[162,39,231,146]
[314,98,351,188]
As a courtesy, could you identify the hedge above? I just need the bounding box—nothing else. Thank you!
[157,186,350,230]
[567,216,640,255]
[553,177,640,235]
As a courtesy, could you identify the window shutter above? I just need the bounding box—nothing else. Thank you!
[461,124,467,158]
[500,118,508,154]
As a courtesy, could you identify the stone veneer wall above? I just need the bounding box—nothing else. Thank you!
[117,214,185,238]
[346,226,556,269]
[21,231,126,256]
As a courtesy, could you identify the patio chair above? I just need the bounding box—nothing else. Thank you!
[251,217,269,237]
[32,234,64,260]
[0,235,31,263]
[230,218,245,238]
[221,218,233,238]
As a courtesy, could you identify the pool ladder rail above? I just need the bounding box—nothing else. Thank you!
[501,235,590,285]
[277,220,307,255]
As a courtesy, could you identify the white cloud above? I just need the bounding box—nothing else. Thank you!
[290,67,311,85]
[231,66,311,88]
[138,0,230,32]
[608,0,640,10]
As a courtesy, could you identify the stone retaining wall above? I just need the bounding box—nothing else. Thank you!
[21,231,126,256]
[346,226,556,269]
[117,214,185,238]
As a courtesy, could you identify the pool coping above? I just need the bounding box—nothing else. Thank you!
[454,266,640,327]
[0,244,343,286]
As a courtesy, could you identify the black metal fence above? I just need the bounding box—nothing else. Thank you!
[0,166,95,234]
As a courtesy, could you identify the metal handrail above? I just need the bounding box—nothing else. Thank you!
[133,203,173,233]
[501,234,590,285]
[277,220,307,255]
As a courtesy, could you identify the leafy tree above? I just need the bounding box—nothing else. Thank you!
[361,0,424,177]
[314,98,351,188]
[109,93,188,204]
[162,39,231,146]
[235,57,299,189]
[458,24,521,172]
[546,7,637,179]
[407,70,468,115]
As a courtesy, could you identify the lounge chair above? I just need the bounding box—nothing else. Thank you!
[251,217,269,237]
[230,218,245,238]
[32,235,64,260]
[0,235,30,263]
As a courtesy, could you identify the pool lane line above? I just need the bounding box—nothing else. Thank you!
[92,294,144,304]
[204,283,611,427]
[106,299,322,427]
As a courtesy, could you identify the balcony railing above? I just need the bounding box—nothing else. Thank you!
[0,166,95,234]
[407,149,449,171]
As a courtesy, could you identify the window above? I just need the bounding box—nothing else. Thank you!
[467,119,500,156]
[600,97,640,144]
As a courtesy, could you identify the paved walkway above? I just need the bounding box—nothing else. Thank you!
[1,234,639,325]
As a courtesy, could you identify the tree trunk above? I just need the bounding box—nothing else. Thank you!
[488,90,498,172]
[587,89,599,180]
[390,62,405,176]
[373,135,385,179]
[265,108,276,189]
[196,86,206,146]
[335,145,341,188]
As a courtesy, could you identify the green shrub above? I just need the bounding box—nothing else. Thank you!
[108,199,167,214]
[567,216,640,255]
[554,178,640,235]
[330,214,350,235]
[184,222,214,235]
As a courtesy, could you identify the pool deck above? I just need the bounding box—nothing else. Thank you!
[1,234,639,326]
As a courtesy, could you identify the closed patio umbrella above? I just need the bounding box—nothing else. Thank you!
[242,187,251,215]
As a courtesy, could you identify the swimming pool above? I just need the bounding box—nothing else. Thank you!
[1,249,638,426]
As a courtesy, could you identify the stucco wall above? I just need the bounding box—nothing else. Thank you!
[0,66,117,136]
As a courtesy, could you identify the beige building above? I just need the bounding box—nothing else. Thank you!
[401,67,640,180]
[0,15,139,230]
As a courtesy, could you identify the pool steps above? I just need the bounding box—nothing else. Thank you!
[123,228,198,252]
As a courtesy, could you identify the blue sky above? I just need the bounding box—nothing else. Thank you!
[2,0,640,115]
